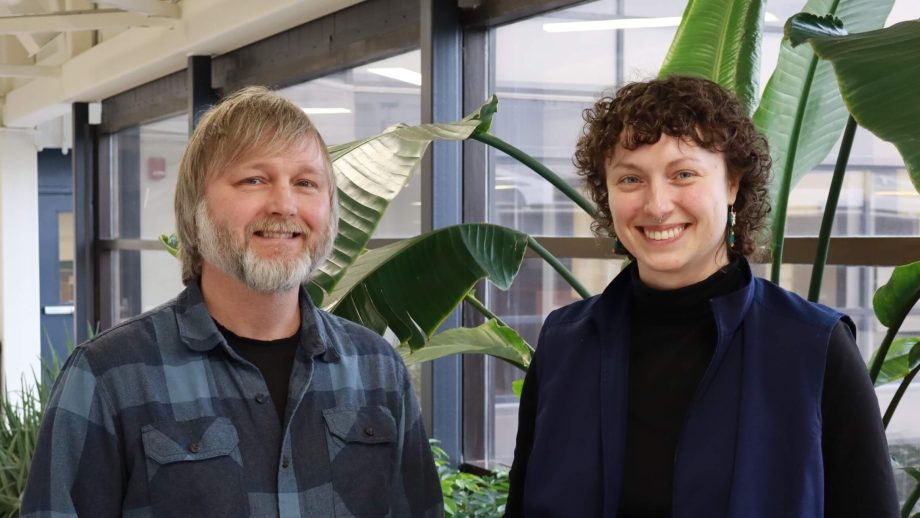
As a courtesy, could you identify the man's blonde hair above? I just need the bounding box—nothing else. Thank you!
[174,86,337,283]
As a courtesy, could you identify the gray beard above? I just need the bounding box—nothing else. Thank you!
[195,202,332,293]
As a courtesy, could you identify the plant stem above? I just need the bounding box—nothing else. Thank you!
[472,132,597,218]
[463,292,509,328]
[903,480,920,518]
[770,56,822,284]
[527,236,592,299]
[883,363,920,429]
[870,327,901,385]
[807,116,857,302]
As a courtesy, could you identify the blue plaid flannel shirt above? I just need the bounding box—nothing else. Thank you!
[22,280,443,517]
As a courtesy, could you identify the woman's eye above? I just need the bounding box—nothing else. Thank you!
[676,170,695,180]
[620,176,640,185]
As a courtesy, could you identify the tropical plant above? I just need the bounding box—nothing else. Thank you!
[431,440,508,517]
[160,0,920,509]
[0,347,68,517]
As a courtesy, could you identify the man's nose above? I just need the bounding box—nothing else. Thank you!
[268,183,297,217]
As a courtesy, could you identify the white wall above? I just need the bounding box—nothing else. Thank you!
[0,129,41,392]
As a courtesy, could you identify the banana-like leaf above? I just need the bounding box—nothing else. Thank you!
[658,0,765,115]
[752,0,893,266]
[396,319,533,371]
[871,337,920,386]
[788,17,920,192]
[512,378,525,398]
[325,224,529,350]
[159,234,179,258]
[310,96,499,301]
[873,260,920,330]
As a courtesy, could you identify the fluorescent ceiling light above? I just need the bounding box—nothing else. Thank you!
[543,16,682,33]
[367,67,422,86]
[495,185,517,190]
[875,191,919,197]
[302,107,351,115]
[544,12,780,33]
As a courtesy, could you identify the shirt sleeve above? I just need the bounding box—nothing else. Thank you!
[21,348,124,518]
[822,320,899,518]
[388,359,444,518]
[505,350,539,518]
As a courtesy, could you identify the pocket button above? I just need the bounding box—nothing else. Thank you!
[364,427,375,437]
[281,456,290,469]
[255,393,267,404]
[188,442,202,453]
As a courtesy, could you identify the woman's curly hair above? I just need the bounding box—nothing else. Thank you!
[573,75,772,258]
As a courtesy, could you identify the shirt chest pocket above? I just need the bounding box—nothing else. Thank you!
[142,416,248,518]
[322,406,398,517]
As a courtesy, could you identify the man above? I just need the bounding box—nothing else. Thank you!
[23,87,443,517]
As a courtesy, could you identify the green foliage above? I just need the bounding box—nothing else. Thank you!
[787,17,920,191]
[0,355,65,518]
[431,441,508,518]
[397,319,533,371]
[873,337,920,387]
[658,0,765,115]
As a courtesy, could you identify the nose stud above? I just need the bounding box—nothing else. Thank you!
[655,216,666,224]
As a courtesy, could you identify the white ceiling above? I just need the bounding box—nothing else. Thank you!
[0,0,362,130]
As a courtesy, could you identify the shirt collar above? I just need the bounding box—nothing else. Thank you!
[175,279,341,363]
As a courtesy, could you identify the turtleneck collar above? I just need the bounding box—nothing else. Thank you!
[630,259,745,324]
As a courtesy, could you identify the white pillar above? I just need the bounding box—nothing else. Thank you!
[0,128,41,393]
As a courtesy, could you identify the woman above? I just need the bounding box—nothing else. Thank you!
[505,76,898,518]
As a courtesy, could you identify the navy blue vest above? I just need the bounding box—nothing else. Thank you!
[521,261,847,517]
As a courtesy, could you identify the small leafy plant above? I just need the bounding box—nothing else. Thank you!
[431,440,509,517]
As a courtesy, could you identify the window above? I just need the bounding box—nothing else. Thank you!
[478,0,920,471]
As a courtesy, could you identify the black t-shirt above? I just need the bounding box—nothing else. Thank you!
[215,320,299,424]
[506,261,899,518]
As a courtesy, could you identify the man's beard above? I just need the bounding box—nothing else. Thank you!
[195,202,333,293]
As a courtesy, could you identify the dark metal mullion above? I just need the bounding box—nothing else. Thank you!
[72,103,99,344]
[420,0,464,467]
[461,27,491,467]
[188,55,218,133]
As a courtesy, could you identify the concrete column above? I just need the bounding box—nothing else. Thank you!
[0,128,41,392]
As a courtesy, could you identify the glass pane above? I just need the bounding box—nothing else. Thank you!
[58,212,75,304]
[276,50,422,238]
[111,114,189,240]
[112,249,184,323]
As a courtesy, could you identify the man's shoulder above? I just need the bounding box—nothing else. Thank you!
[76,298,180,372]
[317,310,400,358]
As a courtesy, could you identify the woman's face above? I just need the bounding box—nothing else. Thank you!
[605,134,739,290]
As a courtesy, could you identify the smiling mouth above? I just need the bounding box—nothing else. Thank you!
[640,224,688,241]
[254,231,302,239]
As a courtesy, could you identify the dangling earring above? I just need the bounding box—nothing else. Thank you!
[727,205,737,249]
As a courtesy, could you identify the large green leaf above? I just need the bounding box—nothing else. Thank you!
[396,319,533,371]
[788,18,920,192]
[325,224,529,349]
[310,96,499,300]
[873,260,920,330]
[658,0,764,114]
[871,336,920,386]
[753,0,893,271]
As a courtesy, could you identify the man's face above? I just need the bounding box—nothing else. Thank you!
[197,137,334,293]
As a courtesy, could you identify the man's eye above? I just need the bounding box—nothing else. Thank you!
[241,177,263,185]
[297,180,317,188]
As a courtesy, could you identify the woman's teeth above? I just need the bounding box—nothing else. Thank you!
[644,226,684,241]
